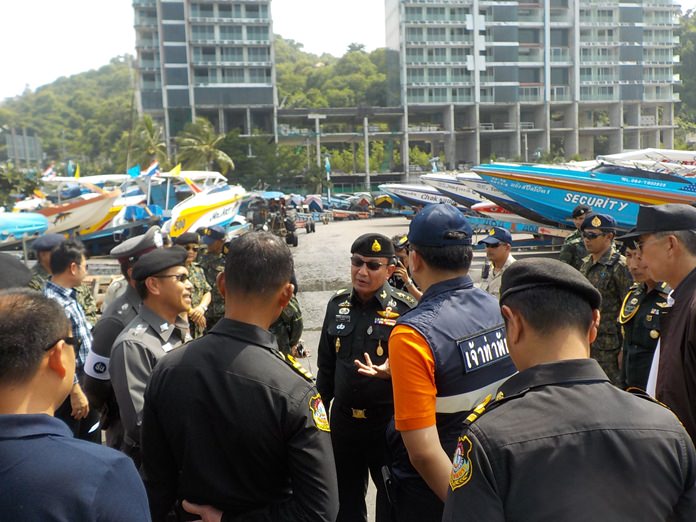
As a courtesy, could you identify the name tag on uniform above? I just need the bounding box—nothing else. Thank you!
[457,326,509,373]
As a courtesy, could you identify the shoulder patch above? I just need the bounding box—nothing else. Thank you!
[334,288,349,296]
[450,435,473,491]
[309,393,330,432]
[279,352,314,382]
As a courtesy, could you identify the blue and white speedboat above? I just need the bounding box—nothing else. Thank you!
[419,173,484,208]
[0,211,49,246]
[473,149,696,230]
[378,183,456,207]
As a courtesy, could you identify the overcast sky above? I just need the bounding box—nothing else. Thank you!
[0,0,692,101]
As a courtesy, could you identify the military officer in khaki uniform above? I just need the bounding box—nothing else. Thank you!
[580,213,633,386]
[559,204,592,270]
[174,232,211,338]
[317,233,416,522]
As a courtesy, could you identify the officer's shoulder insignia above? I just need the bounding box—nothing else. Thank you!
[619,288,641,324]
[394,291,417,305]
[280,353,314,382]
[657,282,671,295]
[449,434,473,491]
[380,290,387,299]
[465,394,493,425]
[309,393,330,432]
[334,288,350,297]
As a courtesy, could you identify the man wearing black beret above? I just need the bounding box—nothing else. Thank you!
[110,246,192,464]
[443,258,696,521]
[618,203,696,443]
[83,225,163,449]
[317,232,416,522]
[579,213,632,386]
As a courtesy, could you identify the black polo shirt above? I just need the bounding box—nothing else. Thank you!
[142,318,338,522]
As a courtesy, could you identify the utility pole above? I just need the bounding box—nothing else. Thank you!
[363,116,370,192]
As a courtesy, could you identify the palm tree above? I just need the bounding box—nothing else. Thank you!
[175,118,235,175]
[130,115,169,168]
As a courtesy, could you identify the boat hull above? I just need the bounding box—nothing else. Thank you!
[36,191,121,235]
[419,174,484,208]
[166,184,247,237]
[378,184,455,207]
[0,212,50,245]
[474,163,696,230]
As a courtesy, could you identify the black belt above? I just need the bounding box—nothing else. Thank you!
[335,403,393,420]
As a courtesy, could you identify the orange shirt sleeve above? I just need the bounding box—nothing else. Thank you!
[389,324,437,432]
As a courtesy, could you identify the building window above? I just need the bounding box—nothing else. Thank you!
[218,4,242,18]
[429,68,447,83]
[246,26,269,41]
[221,47,243,61]
[408,69,425,82]
[190,4,213,18]
[247,47,270,61]
[427,48,447,61]
[191,25,215,40]
[427,28,446,42]
[222,68,244,83]
[220,26,243,40]
[248,67,270,83]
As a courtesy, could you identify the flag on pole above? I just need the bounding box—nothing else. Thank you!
[168,163,182,176]
[42,163,56,179]
[74,164,80,179]
[127,164,141,178]
[144,161,160,177]
[183,176,202,194]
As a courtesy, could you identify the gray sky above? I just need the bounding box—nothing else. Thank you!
[1,0,691,101]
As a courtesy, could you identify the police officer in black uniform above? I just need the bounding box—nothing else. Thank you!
[617,242,670,389]
[317,233,416,522]
[83,226,163,448]
[142,232,338,522]
[442,258,696,521]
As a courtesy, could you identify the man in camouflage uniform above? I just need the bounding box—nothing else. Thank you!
[615,243,670,390]
[559,204,592,271]
[29,233,98,326]
[269,294,304,356]
[174,232,211,338]
[198,226,227,331]
[580,213,633,386]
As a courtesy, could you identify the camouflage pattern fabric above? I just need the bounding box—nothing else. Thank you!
[580,245,633,386]
[188,262,211,338]
[269,296,303,355]
[559,230,588,271]
[199,251,226,330]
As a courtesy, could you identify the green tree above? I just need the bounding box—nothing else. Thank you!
[130,114,169,169]
[176,118,235,174]
[0,164,38,208]
[679,11,696,120]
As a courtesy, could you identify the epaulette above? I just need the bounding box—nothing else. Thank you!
[393,289,417,306]
[274,350,314,383]
[462,387,530,429]
[619,284,644,324]
[333,288,350,297]
[626,387,671,410]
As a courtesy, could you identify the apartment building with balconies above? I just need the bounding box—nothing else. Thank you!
[133,0,276,146]
[385,0,681,166]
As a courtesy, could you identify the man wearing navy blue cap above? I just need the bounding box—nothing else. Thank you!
[580,213,632,385]
[478,226,515,299]
[385,204,516,522]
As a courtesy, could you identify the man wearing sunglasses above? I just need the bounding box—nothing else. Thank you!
[317,233,416,522]
[110,247,192,465]
[478,227,516,299]
[83,226,163,450]
[0,290,150,521]
[579,213,632,386]
[174,232,211,338]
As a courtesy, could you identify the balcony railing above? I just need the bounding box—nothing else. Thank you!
[550,47,570,61]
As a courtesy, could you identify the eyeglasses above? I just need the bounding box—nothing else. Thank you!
[184,245,199,252]
[153,273,189,282]
[350,256,386,271]
[582,231,605,240]
[44,336,80,352]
